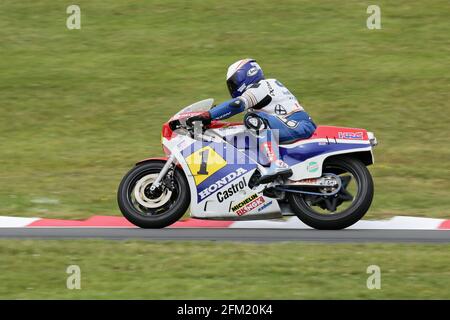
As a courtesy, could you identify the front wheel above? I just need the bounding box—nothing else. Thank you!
[117,161,190,228]
[288,157,374,230]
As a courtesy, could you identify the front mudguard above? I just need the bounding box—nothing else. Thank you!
[136,157,168,166]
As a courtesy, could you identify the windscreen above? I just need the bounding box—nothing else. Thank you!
[172,98,215,120]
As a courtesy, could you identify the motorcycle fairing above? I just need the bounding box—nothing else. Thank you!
[162,123,373,219]
[179,140,257,203]
[163,134,283,220]
[280,126,374,180]
[210,124,374,181]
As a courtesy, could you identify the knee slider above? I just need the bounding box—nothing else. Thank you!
[244,112,268,132]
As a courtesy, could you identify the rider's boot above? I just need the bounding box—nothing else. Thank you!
[257,136,292,184]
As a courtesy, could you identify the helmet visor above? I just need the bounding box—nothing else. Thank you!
[226,72,242,98]
[227,70,245,98]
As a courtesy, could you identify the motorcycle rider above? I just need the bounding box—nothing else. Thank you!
[186,58,316,183]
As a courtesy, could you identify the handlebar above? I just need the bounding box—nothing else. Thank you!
[169,118,210,131]
[168,119,210,142]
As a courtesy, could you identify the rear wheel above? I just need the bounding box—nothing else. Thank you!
[288,157,374,230]
[117,161,190,228]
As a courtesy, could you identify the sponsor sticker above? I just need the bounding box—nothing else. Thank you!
[257,200,273,212]
[216,112,232,120]
[198,167,248,201]
[231,194,266,216]
[266,81,275,96]
[307,161,319,173]
[274,104,287,115]
[216,177,247,203]
[338,131,364,140]
[247,66,259,77]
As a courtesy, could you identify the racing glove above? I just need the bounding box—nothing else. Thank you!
[185,111,212,127]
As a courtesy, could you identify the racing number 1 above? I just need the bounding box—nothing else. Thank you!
[197,149,209,175]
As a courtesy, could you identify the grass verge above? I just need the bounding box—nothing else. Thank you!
[0,240,448,299]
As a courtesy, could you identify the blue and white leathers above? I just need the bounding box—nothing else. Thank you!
[210,78,316,143]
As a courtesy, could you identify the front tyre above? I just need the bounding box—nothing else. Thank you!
[117,161,190,228]
[288,157,374,230]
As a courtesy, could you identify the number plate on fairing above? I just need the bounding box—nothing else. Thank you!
[180,141,258,203]
[185,146,227,185]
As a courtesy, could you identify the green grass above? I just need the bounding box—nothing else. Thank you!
[0,240,448,299]
[0,0,449,219]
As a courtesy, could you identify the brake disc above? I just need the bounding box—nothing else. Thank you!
[133,174,173,209]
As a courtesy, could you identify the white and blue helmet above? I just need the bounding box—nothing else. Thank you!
[226,58,265,98]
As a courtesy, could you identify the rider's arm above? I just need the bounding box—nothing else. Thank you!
[209,98,245,120]
[240,80,273,110]
[209,80,272,120]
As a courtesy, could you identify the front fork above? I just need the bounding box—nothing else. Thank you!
[149,154,176,192]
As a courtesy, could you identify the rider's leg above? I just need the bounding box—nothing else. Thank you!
[244,112,291,182]
[280,111,317,143]
[257,128,293,184]
[245,111,316,184]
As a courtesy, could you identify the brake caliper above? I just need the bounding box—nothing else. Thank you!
[162,168,175,191]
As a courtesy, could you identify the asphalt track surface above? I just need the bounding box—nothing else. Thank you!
[0,228,449,243]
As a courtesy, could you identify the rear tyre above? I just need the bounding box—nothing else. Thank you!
[288,157,374,230]
[117,161,190,228]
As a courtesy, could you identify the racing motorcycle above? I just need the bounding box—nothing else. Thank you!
[118,99,377,230]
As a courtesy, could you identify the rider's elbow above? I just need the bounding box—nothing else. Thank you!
[229,98,245,112]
